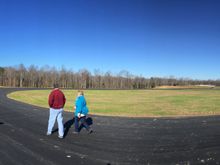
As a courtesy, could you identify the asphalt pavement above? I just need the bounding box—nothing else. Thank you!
[1,88,220,165]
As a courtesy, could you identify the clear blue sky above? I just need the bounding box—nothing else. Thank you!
[0,0,220,80]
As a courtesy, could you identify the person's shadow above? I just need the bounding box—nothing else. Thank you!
[64,117,93,137]
[63,118,74,137]
[52,117,93,137]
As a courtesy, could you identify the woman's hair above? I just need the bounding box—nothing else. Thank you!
[78,90,84,95]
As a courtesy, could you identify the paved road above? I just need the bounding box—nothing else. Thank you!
[1,88,220,165]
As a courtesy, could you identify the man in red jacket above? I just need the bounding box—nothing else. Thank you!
[47,83,66,138]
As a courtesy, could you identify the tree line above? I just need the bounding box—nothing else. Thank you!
[0,64,219,89]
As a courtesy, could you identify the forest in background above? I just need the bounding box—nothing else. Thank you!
[0,64,219,89]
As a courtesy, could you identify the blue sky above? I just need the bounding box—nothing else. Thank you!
[0,0,220,80]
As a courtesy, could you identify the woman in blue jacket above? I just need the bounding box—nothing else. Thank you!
[73,90,92,134]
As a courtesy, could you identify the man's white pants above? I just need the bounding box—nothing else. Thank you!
[47,108,64,137]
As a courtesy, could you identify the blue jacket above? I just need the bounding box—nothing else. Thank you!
[74,95,89,116]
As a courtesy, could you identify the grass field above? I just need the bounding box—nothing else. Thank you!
[7,89,220,117]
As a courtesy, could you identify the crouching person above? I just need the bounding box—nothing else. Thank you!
[73,90,93,134]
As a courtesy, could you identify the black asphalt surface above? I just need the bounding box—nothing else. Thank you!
[1,88,220,165]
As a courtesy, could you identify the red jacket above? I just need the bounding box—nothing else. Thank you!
[48,88,66,109]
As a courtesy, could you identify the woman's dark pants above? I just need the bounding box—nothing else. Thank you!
[74,116,90,132]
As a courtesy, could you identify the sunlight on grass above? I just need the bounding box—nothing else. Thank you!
[7,89,220,117]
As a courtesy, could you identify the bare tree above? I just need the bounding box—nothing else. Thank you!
[79,69,90,89]
[0,64,219,88]
[0,67,4,86]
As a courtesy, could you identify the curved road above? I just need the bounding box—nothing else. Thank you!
[1,88,220,165]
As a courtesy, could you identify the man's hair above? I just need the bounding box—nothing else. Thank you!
[53,83,59,88]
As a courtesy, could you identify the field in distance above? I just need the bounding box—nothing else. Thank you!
[7,88,220,117]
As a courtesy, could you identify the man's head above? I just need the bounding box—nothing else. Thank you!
[53,83,59,89]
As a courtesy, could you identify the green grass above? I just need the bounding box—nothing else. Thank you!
[7,89,220,117]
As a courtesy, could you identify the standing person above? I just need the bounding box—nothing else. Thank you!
[47,84,66,139]
[73,90,92,134]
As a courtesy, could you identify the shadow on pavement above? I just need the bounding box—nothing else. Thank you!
[64,118,75,137]
[52,117,93,137]
[0,122,4,125]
